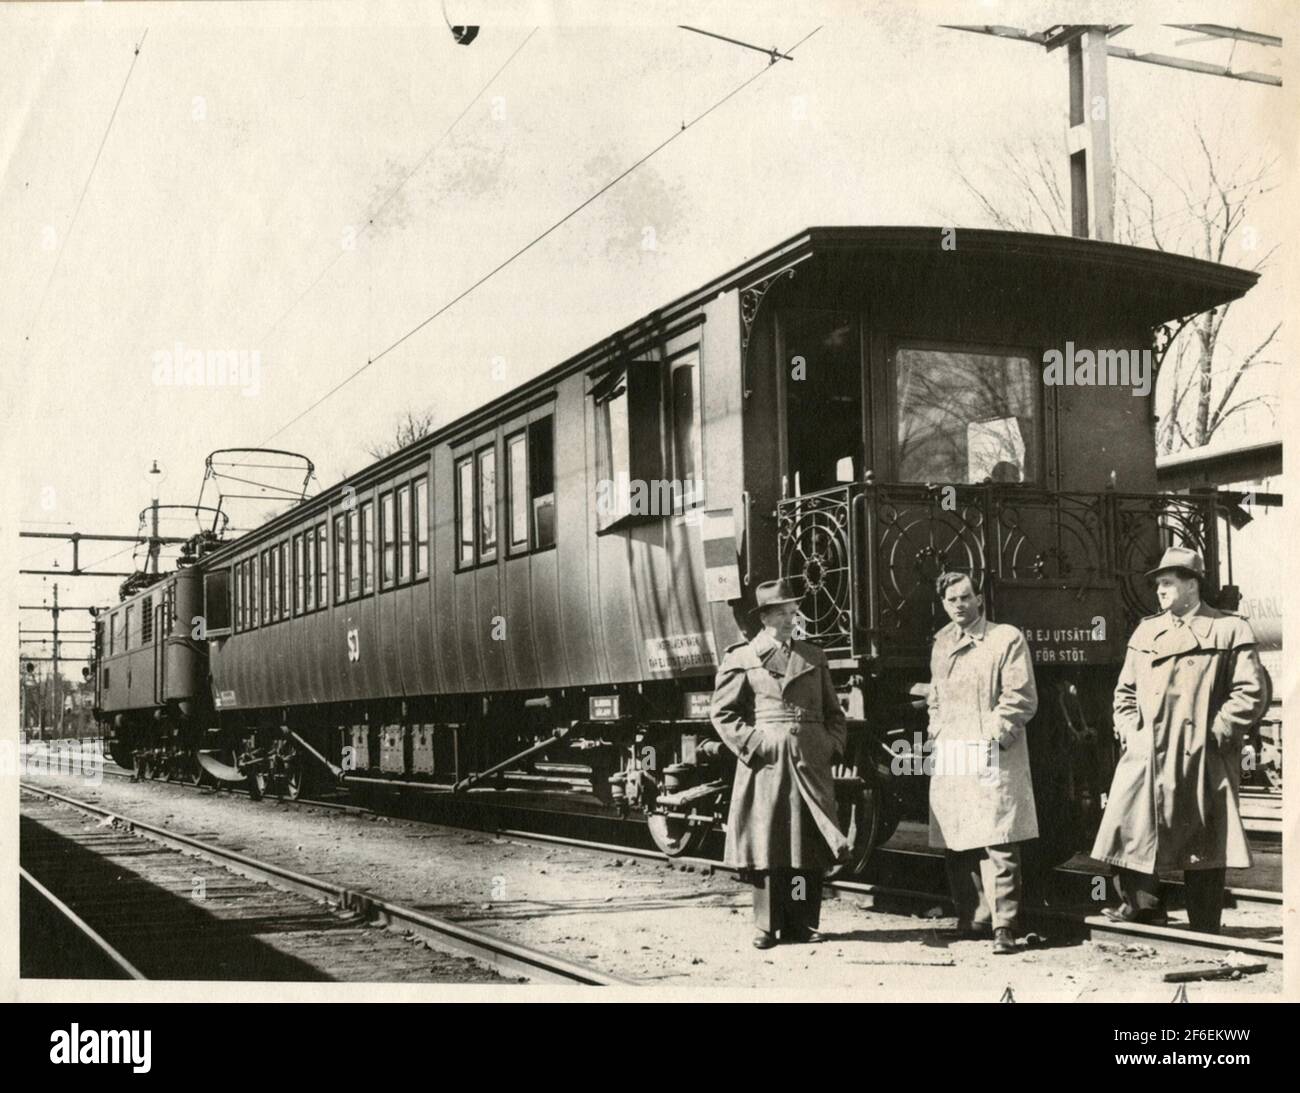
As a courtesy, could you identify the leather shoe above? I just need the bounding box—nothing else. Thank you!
[1102,905,1168,926]
[785,927,824,944]
[992,928,1016,955]
[752,931,777,950]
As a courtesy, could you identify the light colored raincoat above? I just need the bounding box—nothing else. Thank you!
[1090,603,1267,872]
[926,616,1039,852]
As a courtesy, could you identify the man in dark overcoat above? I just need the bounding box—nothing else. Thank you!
[710,579,852,949]
[1091,547,1268,932]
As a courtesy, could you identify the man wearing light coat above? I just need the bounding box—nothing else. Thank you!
[926,572,1039,955]
[1091,547,1268,933]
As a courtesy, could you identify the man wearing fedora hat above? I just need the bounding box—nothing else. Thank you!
[710,579,853,949]
[1091,547,1268,932]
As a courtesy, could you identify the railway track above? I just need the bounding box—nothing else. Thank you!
[89,758,1281,906]
[19,781,629,985]
[27,759,1284,971]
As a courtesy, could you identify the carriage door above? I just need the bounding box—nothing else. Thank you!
[777,309,865,498]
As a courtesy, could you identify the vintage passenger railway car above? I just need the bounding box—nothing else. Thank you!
[94,226,1259,870]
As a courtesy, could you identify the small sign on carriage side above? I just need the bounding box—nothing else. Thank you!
[701,508,741,602]
[644,631,717,673]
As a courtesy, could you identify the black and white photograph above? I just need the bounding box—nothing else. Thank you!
[2,0,1294,1033]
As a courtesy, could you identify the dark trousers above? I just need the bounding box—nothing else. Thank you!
[944,844,1023,932]
[751,869,823,936]
[1115,868,1226,933]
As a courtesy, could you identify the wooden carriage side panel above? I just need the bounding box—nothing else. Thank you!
[1053,325,1161,494]
[427,445,456,695]
[553,377,598,687]
[322,499,351,706]
[700,288,749,654]
[502,555,538,691]
[739,299,783,596]
[476,559,509,692]
[377,574,404,700]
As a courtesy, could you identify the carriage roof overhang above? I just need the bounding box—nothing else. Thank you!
[201,226,1260,560]
[726,226,1260,329]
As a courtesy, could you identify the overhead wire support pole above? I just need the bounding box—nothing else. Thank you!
[946,24,1282,86]
[1167,24,1282,49]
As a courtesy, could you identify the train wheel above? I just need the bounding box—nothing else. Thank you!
[279,762,303,801]
[826,758,886,879]
[647,812,711,857]
[188,753,206,787]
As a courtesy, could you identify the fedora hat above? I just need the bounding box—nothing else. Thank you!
[1145,546,1206,581]
[750,578,802,616]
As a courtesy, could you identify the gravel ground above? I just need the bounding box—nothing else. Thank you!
[21,768,1284,1000]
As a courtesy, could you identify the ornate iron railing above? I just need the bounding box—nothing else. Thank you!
[776,483,1219,661]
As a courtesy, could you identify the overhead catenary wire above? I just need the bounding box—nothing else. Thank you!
[20,28,149,357]
[256,25,823,448]
[250,26,540,352]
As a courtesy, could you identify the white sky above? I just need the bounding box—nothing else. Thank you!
[2,0,1291,648]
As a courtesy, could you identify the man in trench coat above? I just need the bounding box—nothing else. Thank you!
[710,579,853,949]
[926,572,1039,955]
[1091,547,1267,932]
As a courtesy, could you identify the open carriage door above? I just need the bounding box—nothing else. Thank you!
[771,308,868,656]
[776,309,866,500]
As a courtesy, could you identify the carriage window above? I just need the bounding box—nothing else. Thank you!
[671,352,702,512]
[204,569,232,634]
[252,554,261,626]
[334,516,347,602]
[381,491,396,587]
[305,533,316,611]
[397,484,412,581]
[280,541,290,619]
[109,612,119,654]
[456,456,474,568]
[360,500,375,594]
[294,534,305,614]
[348,508,361,598]
[478,447,497,561]
[141,595,154,644]
[594,373,631,528]
[530,420,555,549]
[124,605,133,649]
[507,432,528,551]
[316,524,328,607]
[592,361,665,529]
[238,561,247,629]
[269,546,279,621]
[893,345,1039,485]
[413,476,428,577]
[507,419,556,552]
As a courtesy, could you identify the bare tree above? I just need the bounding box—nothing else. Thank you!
[951,118,1280,454]
[365,408,439,461]
[1125,124,1280,452]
